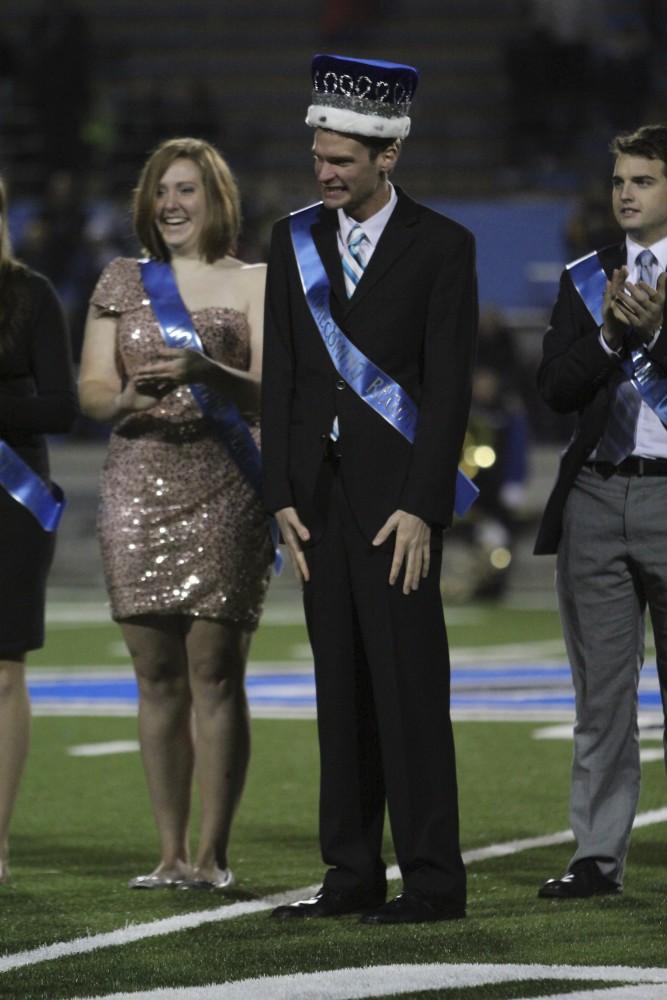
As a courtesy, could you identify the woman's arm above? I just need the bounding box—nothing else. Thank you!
[78,306,161,422]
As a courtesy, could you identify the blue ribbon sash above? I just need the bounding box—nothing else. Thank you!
[289,203,479,517]
[568,250,667,426]
[622,341,667,424]
[0,440,64,532]
[567,250,607,327]
[139,259,281,571]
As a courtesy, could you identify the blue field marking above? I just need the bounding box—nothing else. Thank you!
[26,663,662,714]
[27,673,317,709]
[29,678,138,703]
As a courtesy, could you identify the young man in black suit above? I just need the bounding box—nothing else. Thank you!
[261,54,478,924]
[536,124,667,899]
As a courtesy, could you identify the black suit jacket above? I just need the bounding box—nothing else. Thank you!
[260,188,478,543]
[535,241,667,554]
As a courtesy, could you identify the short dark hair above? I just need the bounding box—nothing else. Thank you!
[133,137,241,263]
[353,134,401,161]
[610,125,667,175]
[317,127,400,162]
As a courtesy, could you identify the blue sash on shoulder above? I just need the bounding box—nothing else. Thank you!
[0,440,64,532]
[566,250,607,327]
[139,259,281,572]
[567,250,667,427]
[289,203,479,517]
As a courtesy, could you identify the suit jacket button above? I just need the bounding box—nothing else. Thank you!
[320,433,328,440]
[335,379,345,390]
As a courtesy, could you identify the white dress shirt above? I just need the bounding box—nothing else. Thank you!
[336,182,398,269]
[330,185,398,441]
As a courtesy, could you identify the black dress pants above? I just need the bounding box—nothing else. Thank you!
[302,459,466,904]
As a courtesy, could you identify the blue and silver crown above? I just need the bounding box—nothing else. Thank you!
[306,53,418,140]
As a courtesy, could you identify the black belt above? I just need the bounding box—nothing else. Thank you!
[587,457,667,477]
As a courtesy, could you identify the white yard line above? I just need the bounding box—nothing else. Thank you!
[3,808,667,976]
[68,741,140,757]
[71,963,667,1000]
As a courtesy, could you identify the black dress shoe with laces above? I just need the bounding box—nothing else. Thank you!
[360,890,466,925]
[271,886,385,920]
[538,858,621,899]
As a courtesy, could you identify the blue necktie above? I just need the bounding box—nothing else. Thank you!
[332,224,369,441]
[342,223,367,298]
[596,249,657,464]
[636,248,657,287]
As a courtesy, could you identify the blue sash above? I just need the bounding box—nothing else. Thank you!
[289,203,479,517]
[567,250,667,426]
[566,251,607,327]
[0,440,64,532]
[139,259,281,571]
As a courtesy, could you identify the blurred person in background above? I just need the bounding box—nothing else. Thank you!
[460,308,530,600]
[24,0,91,179]
[505,0,604,177]
[0,177,77,884]
[16,170,94,361]
[78,138,273,892]
[535,125,667,899]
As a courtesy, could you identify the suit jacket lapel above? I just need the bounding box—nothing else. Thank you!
[311,208,347,306]
[344,189,419,314]
[598,242,626,277]
[307,190,421,317]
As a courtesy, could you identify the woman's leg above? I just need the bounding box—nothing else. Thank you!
[185,619,251,879]
[0,658,30,883]
[121,616,193,879]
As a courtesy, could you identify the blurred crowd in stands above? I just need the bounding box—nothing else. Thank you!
[506,0,666,185]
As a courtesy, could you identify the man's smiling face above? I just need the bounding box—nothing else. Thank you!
[612,153,667,247]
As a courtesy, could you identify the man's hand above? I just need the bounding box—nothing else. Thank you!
[610,271,666,343]
[373,509,431,595]
[275,506,311,585]
[601,267,632,350]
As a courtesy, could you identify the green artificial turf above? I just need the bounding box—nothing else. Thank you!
[0,605,664,998]
[2,715,666,999]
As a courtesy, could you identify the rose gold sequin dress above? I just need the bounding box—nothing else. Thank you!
[91,257,272,629]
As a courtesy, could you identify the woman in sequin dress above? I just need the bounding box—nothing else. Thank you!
[78,139,272,891]
[0,177,77,883]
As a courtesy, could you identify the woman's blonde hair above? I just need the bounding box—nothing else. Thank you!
[133,138,241,262]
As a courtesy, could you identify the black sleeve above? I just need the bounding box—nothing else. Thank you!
[537,269,618,415]
[0,274,78,433]
[260,222,297,514]
[398,227,478,527]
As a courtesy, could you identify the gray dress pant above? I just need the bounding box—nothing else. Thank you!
[557,465,667,885]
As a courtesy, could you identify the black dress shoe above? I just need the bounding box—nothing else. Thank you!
[360,890,466,925]
[538,858,621,899]
[271,886,385,920]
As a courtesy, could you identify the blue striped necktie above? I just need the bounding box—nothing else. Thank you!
[596,249,657,464]
[342,223,368,297]
[330,224,368,442]
[636,248,657,288]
